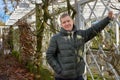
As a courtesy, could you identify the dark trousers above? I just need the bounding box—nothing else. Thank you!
[55,76,84,80]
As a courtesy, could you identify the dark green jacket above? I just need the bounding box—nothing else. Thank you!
[46,17,111,79]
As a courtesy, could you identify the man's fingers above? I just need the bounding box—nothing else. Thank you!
[108,11,114,19]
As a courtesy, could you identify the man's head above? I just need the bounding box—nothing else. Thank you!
[60,13,74,31]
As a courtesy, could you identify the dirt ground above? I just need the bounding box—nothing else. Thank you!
[0,54,34,80]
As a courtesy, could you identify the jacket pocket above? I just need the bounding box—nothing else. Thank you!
[52,63,62,74]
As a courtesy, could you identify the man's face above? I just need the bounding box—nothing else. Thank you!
[60,16,74,31]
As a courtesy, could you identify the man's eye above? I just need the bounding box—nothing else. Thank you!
[63,22,66,24]
[67,20,70,22]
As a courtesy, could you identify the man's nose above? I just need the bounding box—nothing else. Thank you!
[66,22,69,25]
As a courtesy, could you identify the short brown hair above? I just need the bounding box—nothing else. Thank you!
[60,13,70,21]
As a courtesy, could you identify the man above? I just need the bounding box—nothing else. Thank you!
[46,11,114,80]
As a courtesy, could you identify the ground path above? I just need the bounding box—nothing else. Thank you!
[0,54,34,80]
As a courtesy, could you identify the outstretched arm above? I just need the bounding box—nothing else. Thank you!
[84,11,114,42]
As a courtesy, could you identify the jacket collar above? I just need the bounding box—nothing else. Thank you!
[60,25,77,36]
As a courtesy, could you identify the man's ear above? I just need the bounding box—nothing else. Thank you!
[60,23,62,27]
[73,19,75,23]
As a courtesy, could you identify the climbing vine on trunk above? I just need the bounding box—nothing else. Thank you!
[18,20,35,66]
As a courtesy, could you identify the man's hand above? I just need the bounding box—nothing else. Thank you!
[108,11,114,20]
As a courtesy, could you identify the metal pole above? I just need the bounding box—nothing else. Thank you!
[116,18,119,49]
[75,0,87,80]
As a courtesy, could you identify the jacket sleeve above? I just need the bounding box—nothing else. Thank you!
[84,17,111,42]
[46,36,62,74]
